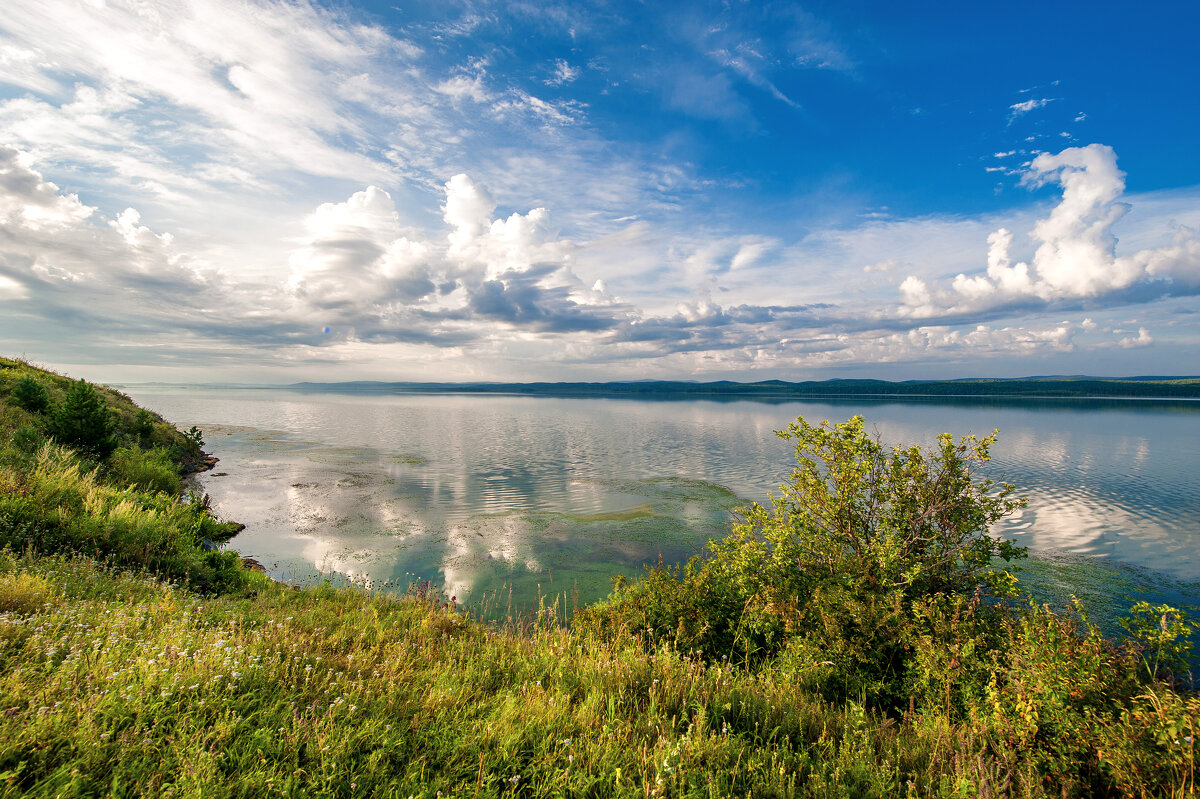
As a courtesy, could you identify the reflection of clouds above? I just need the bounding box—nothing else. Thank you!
[140,387,1200,595]
[873,409,1193,577]
[440,527,476,599]
[295,533,389,585]
[186,429,443,586]
[1134,439,1150,466]
[1112,436,1152,468]
[1000,492,1116,557]
[998,485,1185,566]
[1001,429,1071,469]
[281,470,430,584]
[440,517,543,599]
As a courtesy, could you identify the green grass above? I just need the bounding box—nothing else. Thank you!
[2,552,1196,797]
[0,357,1196,797]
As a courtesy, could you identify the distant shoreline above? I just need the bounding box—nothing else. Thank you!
[121,376,1200,401]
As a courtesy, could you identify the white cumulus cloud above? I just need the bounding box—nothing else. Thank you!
[901,144,1200,317]
[1118,327,1153,348]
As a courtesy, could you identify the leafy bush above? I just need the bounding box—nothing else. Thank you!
[10,376,50,414]
[47,379,117,460]
[132,409,155,443]
[183,425,204,450]
[1121,601,1199,683]
[580,415,1027,707]
[749,415,1026,600]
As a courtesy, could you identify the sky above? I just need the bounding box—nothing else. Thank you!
[1,0,1198,383]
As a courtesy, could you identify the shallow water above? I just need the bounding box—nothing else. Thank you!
[123,387,1200,613]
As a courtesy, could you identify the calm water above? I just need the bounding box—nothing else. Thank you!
[123,387,1200,612]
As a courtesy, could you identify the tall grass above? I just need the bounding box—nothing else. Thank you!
[1,552,1195,797]
[0,442,246,595]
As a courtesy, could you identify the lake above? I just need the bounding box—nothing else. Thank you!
[122,386,1200,618]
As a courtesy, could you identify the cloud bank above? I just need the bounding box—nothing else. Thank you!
[3,136,1195,380]
[1,0,1197,380]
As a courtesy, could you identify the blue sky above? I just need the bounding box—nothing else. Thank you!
[1,0,1197,382]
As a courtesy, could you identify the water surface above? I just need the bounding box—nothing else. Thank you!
[123,387,1200,614]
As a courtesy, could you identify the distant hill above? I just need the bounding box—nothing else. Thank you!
[288,376,1200,400]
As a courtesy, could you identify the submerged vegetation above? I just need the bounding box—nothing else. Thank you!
[0,356,1196,797]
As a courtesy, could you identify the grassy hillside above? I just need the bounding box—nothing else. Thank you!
[0,359,1196,797]
[0,358,244,593]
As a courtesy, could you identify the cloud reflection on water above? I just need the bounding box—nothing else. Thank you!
[137,389,1199,607]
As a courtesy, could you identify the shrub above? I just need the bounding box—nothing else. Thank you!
[47,379,118,460]
[1120,601,1199,683]
[747,415,1027,601]
[10,376,50,414]
[183,425,204,450]
[132,409,155,443]
[580,415,1028,707]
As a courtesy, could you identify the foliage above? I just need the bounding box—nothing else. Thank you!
[10,376,50,414]
[0,553,1194,798]
[182,424,204,451]
[107,445,182,495]
[755,415,1026,599]
[0,360,249,594]
[47,379,118,460]
[132,409,155,443]
[0,443,248,594]
[9,426,42,456]
[580,415,1028,707]
[1121,601,1200,683]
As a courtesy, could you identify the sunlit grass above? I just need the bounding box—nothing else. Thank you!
[0,554,1019,796]
[0,550,1195,797]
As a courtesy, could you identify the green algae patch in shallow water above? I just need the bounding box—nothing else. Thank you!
[421,476,750,617]
[1016,551,1200,637]
[559,503,659,523]
[387,453,428,466]
[204,425,430,468]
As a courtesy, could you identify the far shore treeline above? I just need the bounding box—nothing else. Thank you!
[1,355,1198,797]
[281,375,1200,400]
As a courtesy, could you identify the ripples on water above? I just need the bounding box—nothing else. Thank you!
[124,387,1200,613]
